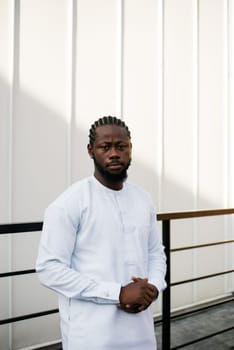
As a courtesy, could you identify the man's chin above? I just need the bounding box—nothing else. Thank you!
[93,157,131,183]
[107,173,128,182]
[104,170,128,183]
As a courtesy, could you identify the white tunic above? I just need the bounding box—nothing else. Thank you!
[36,176,166,350]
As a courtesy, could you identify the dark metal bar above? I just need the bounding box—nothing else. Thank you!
[170,296,234,321]
[0,222,43,234]
[154,296,233,325]
[157,208,234,221]
[0,309,59,325]
[171,270,234,287]
[171,326,234,350]
[0,269,36,278]
[154,297,234,325]
[171,240,233,252]
[162,220,171,350]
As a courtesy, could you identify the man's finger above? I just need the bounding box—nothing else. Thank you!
[131,276,148,283]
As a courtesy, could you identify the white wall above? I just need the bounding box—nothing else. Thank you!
[0,0,233,348]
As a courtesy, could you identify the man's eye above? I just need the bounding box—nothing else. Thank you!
[101,145,110,151]
[118,145,127,150]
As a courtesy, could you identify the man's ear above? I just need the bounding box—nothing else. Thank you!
[87,144,93,158]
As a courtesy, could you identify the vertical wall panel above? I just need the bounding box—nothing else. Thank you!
[198,0,226,208]
[12,0,71,222]
[11,0,70,347]
[0,2,14,349]
[163,0,196,211]
[72,0,119,182]
[123,0,160,204]
[228,0,234,295]
[0,0,12,223]
[163,0,196,308]
[230,0,234,209]
[197,0,227,302]
[0,0,13,259]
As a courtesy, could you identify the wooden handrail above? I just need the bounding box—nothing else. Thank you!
[157,208,234,221]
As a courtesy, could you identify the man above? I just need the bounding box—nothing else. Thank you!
[36,116,166,350]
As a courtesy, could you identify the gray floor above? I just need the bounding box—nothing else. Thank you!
[155,301,234,349]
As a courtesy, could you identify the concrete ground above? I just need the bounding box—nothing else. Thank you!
[155,300,234,349]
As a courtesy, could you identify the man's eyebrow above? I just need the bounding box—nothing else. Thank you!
[99,140,128,143]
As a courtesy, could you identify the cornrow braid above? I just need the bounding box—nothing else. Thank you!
[88,116,131,146]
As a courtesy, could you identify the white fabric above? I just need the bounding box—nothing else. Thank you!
[36,176,166,350]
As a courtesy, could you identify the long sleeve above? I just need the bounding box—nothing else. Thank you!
[36,205,121,304]
[147,211,167,293]
[36,178,164,349]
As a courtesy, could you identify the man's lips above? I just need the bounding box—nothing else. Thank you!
[107,162,123,169]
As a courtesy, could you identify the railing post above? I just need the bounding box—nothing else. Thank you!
[162,220,171,350]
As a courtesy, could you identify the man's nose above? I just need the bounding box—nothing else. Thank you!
[109,147,120,158]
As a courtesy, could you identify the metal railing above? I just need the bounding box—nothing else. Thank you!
[0,208,233,349]
[0,222,59,326]
[157,208,234,350]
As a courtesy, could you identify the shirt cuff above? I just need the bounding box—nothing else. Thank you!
[80,281,122,304]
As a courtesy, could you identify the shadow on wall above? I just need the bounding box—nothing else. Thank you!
[0,73,231,265]
[0,75,226,223]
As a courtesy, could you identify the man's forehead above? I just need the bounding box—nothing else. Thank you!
[95,125,130,139]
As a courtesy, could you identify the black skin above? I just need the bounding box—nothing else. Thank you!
[87,124,159,313]
[118,277,158,313]
[87,124,132,190]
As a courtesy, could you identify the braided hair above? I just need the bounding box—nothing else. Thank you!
[88,116,131,146]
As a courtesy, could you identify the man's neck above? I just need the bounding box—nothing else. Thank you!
[93,172,123,190]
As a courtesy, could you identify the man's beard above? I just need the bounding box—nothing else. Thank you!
[93,156,131,183]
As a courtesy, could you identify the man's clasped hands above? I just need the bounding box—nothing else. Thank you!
[118,276,158,314]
